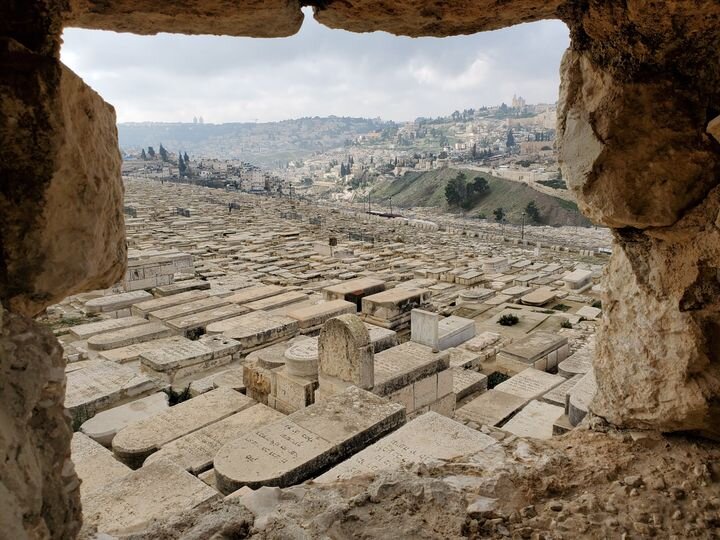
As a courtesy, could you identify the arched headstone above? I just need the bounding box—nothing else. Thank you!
[318,314,373,390]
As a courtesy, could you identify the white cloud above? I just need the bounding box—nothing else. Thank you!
[60,10,569,123]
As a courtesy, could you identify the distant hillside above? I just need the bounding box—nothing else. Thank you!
[118,117,388,167]
[370,168,590,227]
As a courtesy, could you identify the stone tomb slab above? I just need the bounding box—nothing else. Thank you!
[214,386,405,493]
[80,391,169,447]
[85,290,153,314]
[87,322,174,351]
[499,332,568,366]
[65,360,159,417]
[153,279,211,296]
[316,412,498,483]
[244,290,309,312]
[501,399,565,440]
[98,336,187,364]
[373,342,450,396]
[82,459,220,536]
[206,311,298,351]
[455,389,527,427]
[225,284,286,305]
[494,368,565,403]
[438,315,476,350]
[68,316,147,341]
[452,367,488,400]
[147,296,229,322]
[71,432,131,498]
[130,289,210,318]
[541,374,583,408]
[568,370,597,426]
[165,303,249,337]
[145,403,285,474]
[112,387,254,468]
[286,299,356,331]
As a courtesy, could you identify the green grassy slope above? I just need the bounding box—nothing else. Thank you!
[370,168,589,227]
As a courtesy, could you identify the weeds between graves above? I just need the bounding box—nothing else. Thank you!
[163,385,192,406]
[497,314,519,326]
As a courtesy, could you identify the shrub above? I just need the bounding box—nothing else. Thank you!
[164,384,192,406]
[498,314,519,326]
[591,299,602,309]
[561,319,573,329]
[487,371,510,389]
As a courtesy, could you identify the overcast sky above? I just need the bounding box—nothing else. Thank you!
[61,9,569,124]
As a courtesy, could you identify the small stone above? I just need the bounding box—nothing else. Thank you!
[520,505,537,518]
[467,496,498,518]
[624,475,642,488]
[647,476,665,490]
[630,488,639,497]
[549,501,563,512]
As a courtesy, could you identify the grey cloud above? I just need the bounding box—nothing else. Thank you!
[61,9,569,123]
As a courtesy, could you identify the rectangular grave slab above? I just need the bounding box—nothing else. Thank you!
[372,342,450,396]
[165,303,249,337]
[455,389,527,427]
[541,374,583,408]
[147,296,230,322]
[68,316,147,341]
[153,279,211,296]
[87,322,174,351]
[286,300,356,332]
[81,459,220,536]
[316,412,498,483]
[213,386,405,493]
[65,361,159,418]
[244,290,308,312]
[438,315,476,350]
[568,370,596,426]
[321,277,386,309]
[99,336,188,364]
[225,284,286,305]
[493,368,565,403]
[365,323,399,353]
[501,399,565,439]
[80,392,169,447]
[112,387,255,468]
[71,432,131,497]
[145,403,285,474]
[131,290,210,318]
[452,368,488,400]
[499,332,569,371]
[207,311,298,352]
[85,291,153,314]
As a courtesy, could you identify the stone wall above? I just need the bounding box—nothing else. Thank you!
[2,0,720,537]
[0,304,81,538]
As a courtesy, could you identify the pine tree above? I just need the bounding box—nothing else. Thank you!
[178,153,186,176]
[147,146,156,159]
[493,207,505,222]
[140,148,147,160]
[506,130,515,148]
[159,144,169,162]
[184,151,189,163]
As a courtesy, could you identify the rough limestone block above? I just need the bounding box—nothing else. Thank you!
[1,50,125,316]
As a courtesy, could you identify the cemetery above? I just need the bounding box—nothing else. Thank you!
[34,178,616,535]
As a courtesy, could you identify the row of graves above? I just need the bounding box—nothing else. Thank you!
[51,179,604,535]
